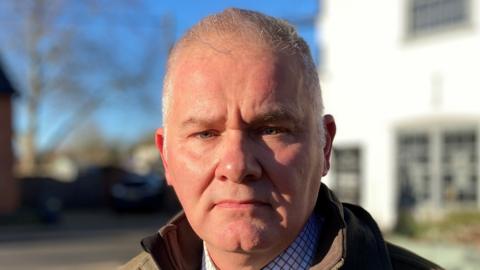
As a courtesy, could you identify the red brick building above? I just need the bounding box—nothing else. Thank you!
[0,60,18,214]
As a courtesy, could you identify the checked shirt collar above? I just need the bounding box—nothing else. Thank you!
[202,213,321,270]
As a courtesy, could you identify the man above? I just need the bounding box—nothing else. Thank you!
[122,8,442,270]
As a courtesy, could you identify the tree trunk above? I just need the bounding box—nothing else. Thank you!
[20,0,45,176]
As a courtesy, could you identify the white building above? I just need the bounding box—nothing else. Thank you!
[319,0,480,230]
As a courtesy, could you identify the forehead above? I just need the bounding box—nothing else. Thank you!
[166,41,307,122]
[170,35,302,83]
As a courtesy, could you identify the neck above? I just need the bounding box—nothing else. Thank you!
[205,243,286,270]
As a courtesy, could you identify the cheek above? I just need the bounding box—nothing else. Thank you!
[264,144,304,185]
[265,142,322,195]
[166,142,217,206]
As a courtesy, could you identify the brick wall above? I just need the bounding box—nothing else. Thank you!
[0,95,18,213]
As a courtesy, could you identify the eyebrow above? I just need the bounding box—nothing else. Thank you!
[180,117,221,129]
[249,106,303,127]
[179,105,304,129]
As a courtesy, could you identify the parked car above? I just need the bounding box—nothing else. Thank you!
[20,176,66,224]
[110,172,165,212]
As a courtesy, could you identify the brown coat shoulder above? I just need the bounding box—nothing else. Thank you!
[118,251,158,270]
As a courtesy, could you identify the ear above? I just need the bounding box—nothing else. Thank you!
[321,114,336,176]
[155,128,172,185]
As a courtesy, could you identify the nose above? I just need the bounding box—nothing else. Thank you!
[215,131,262,183]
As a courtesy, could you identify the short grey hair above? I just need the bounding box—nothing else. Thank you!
[162,8,324,143]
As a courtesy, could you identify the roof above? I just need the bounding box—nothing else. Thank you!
[0,59,15,95]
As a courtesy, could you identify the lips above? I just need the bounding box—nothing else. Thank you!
[214,199,269,209]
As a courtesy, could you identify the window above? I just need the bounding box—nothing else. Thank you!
[442,131,477,204]
[397,134,431,207]
[333,147,362,204]
[396,127,479,209]
[407,0,470,36]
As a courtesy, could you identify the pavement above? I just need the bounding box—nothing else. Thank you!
[0,210,170,270]
[387,236,480,270]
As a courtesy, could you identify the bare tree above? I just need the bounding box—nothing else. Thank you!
[0,0,174,175]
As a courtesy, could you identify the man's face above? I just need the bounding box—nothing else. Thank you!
[157,41,334,259]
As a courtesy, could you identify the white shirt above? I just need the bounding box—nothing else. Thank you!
[202,214,321,270]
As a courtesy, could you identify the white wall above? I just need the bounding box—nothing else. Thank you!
[319,0,480,229]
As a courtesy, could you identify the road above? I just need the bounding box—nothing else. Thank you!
[0,211,170,270]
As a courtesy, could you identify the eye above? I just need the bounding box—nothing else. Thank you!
[258,127,287,136]
[195,130,219,139]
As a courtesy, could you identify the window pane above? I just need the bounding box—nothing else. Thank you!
[409,0,469,36]
[397,133,430,208]
[442,131,477,204]
[333,147,361,204]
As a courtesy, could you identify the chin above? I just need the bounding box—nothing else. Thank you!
[213,218,276,253]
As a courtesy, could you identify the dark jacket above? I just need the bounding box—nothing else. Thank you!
[120,184,443,270]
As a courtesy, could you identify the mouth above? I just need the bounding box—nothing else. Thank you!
[214,200,270,209]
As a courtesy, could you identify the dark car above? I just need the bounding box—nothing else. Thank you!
[110,172,165,212]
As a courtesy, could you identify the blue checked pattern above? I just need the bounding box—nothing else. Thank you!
[202,214,321,270]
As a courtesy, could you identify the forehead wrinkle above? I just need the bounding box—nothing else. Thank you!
[177,94,226,127]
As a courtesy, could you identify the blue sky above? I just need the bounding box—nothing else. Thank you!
[3,1,319,151]
[153,1,318,40]
[155,1,319,61]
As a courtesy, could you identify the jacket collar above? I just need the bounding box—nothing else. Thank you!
[142,211,202,270]
[141,184,387,270]
[310,184,346,269]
